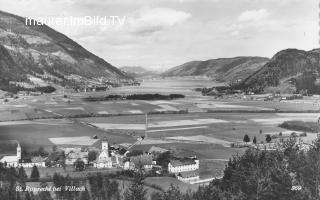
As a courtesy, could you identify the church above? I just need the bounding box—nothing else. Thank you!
[93,137,112,168]
[0,143,21,167]
[0,143,46,168]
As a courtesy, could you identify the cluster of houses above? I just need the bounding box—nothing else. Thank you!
[0,138,200,184]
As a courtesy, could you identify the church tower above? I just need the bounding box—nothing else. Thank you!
[101,137,109,157]
[17,143,21,161]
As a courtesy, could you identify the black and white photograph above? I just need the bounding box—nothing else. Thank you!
[0,0,318,199]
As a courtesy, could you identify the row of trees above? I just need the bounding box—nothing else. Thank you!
[243,134,272,144]
[83,93,185,102]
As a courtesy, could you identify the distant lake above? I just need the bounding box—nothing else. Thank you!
[140,79,222,89]
[110,79,223,95]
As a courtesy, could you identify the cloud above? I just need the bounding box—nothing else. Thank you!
[126,7,191,34]
[237,9,270,22]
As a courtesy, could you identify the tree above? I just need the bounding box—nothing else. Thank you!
[34,146,48,157]
[126,150,143,157]
[259,129,263,134]
[156,151,172,169]
[52,145,57,152]
[150,192,162,200]
[88,151,97,162]
[79,189,90,200]
[74,159,85,171]
[37,181,53,200]
[266,134,272,143]
[243,134,250,143]
[163,184,183,200]
[253,136,257,144]
[18,166,27,181]
[30,166,40,181]
[124,174,147,200]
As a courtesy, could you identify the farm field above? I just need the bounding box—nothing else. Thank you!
[0,118,136,152]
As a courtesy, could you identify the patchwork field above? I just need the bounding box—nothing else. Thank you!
[49,136,99,146]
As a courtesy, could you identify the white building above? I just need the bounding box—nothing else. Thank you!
[19,156,46,168]
[0,143,46,168]
[0,143,21,167]
[177,171,200,183]
[168,158,199,174]
[65,151,88,165]
[93,138,112,168]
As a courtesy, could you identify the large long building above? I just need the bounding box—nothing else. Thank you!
[168,158,199,173]
[168,158,200,183]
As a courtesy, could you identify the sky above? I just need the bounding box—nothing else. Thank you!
[0,0,318,71]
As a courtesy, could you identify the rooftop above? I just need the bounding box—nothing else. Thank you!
[148,146,169,154]
[0,156,18,163]
[131,154,153,166]
[177,170,199,178]
[66,152,88,159]
[169,158,197,167]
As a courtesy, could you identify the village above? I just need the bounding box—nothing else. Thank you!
[0,136,202,185]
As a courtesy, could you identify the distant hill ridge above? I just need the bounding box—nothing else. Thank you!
[239,48,320,93]
[120,66,159,78]
[162,56,270,83]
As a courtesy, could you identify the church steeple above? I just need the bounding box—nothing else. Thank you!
[101,136,109,156]
[17,143,21,160]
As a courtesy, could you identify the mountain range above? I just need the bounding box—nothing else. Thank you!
[0,10,132,92]
[162,49,320,94]
[239,48,320,93]
[119,66,159,78]
[161,57,270,83]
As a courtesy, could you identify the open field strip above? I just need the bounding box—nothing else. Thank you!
[155,104,179,112]
[100,102,114,104]
[44,102,58,105]
[252,116,318,125]
[196,102,274,111]
[276,113,320,118]
[0,119,71,126]
[263,130,303,135]
[128,110,143,114]
[0,121,33,126]
[149,118,228,128]
[98,111,109,114]
[43,109,63,117]
[196,103,251,109]
[49,136,99,146]
[164,135,231,147]
[146,100,181,105]
[89,118,228,130]
[91,123,146,130]
[0,104,28,108]
[62,107,85,110]
[251,118,297,125]
[147,126,208,133]
[137,138,175,145]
